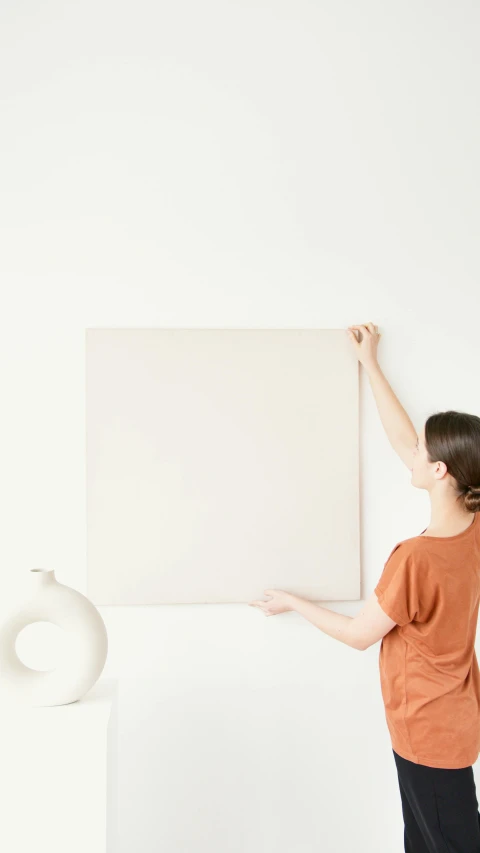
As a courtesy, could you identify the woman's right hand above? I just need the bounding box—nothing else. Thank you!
[346,322,381,370]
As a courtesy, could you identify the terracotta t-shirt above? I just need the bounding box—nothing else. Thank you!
[374,511,480,769]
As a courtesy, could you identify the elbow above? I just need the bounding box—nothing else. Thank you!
[349,620,368,651]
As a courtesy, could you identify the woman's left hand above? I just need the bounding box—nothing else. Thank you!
[248,589,294,616]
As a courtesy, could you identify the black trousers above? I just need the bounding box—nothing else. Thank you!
[393,749,480,852]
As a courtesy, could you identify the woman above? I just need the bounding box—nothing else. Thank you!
[250,322,480,852]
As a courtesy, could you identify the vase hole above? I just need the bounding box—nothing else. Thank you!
[15,621,71,672]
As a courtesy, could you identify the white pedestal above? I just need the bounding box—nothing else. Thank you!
[0,678,118,853]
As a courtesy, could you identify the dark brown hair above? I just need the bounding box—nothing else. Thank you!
[424,410,480,513]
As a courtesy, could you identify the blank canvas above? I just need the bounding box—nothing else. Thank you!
[85,329,359,604]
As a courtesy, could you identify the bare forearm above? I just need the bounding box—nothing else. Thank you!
[367,362,416,446]
[286,593,359,649]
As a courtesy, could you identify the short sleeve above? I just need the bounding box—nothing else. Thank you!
[374,543,420,627]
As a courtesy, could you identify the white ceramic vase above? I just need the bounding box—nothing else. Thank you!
[0,568,108,707]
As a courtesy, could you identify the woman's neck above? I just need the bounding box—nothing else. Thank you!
[423,499,474,537]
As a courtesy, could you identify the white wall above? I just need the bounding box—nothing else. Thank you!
[1,1,479,850]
